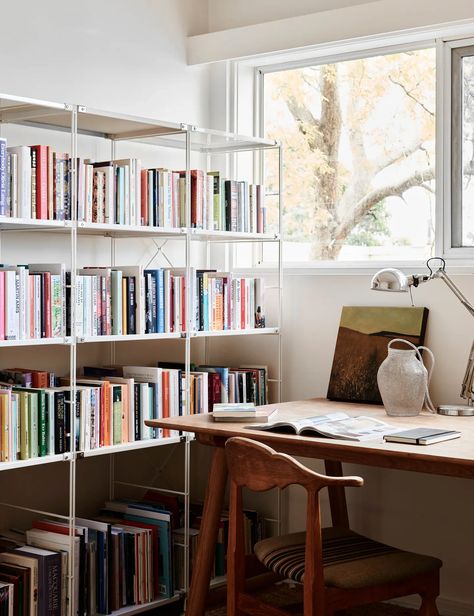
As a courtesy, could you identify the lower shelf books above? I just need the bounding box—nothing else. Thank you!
[0,363,268,462]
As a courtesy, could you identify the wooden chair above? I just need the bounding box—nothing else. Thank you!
[225,437,441,616]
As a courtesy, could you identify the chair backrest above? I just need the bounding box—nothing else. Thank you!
[225,436,363,493]
[225,437,364,615]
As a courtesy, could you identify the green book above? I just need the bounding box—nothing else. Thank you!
[112,385,122,445]
[28,392,39,458]
[22,388,47,457]
[17,391,29,460]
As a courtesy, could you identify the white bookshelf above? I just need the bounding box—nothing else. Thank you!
[0,91,282,616]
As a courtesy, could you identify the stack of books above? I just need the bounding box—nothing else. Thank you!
[212,402,277,423]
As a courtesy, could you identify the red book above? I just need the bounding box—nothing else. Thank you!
[240,278,246,330]
[209,372,221,412]
[31,145,48,219]
[0,271,4,340]
[140,169,148,226]
[162,371,170,438]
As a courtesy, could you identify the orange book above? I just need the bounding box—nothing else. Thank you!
[162,371,170,438]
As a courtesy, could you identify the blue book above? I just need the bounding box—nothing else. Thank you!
[195,365,229,403]
[144,269,158,334]
[0,138,7,216]
[116,166,125,225]
[157,269,165,333]
[111,270,123,335]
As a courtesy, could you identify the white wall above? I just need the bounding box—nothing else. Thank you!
[0,0,210,125]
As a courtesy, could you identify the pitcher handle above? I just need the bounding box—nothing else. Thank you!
[417,345,437,413]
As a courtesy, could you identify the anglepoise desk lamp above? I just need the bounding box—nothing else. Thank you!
[371,257,474,416]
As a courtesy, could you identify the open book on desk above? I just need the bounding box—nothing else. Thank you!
[251,412,399,442]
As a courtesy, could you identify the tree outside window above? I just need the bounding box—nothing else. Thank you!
[264,48,436,262]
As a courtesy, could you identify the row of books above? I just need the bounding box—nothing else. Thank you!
[0,141,71,221]
[0,264,65,341]
[188,170,266,233]
[0,141,267,233]
[0,493,266,616]
[75,266,265,338]
[0,364,267,461]
[0,263,266,341]
[0,494,179,616]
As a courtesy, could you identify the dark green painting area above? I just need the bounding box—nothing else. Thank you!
[327,306,429,404]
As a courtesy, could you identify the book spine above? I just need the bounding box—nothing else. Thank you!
[128,276,136,335]
[0,271,4,340]
[31,145,48,219]
[38,391,47,457]
[0,138,7,216]
[30,147,37,218]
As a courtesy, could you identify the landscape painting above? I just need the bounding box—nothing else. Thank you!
[327,306,429,404]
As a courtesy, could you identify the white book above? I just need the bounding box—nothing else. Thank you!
[3,270,18,340]
[7,146,31,219]
[9,152,18,217]
[75,275,84,337]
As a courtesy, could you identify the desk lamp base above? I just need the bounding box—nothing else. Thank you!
[438,405,474,416]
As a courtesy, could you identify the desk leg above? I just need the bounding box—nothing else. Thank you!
[186,447,228,616]
[325,460,349,529]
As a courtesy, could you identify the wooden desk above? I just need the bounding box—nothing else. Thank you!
[147,398,474,616]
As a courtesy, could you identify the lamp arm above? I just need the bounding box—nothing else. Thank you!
[460,339,474,403]
[433,269,474,318]
[432,269,474,403]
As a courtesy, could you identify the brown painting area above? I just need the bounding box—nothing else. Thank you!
[327,306,429,404]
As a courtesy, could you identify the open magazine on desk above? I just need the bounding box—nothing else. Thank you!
[251,411,399,442]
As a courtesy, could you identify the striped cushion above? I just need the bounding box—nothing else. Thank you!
[254,527,442,588]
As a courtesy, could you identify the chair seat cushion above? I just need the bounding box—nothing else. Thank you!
[254,527,442,589]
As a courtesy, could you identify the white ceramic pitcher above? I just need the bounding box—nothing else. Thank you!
[377,338,436,416]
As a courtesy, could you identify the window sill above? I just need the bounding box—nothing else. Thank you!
[251,260,474,276]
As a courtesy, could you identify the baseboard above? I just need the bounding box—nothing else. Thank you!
[391,595,474,616]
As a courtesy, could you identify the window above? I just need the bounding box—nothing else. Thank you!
[451,43,474,248]
[262,48,437,263]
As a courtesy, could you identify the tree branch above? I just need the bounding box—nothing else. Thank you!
[388,75,435,117]
[375,141,426,174]
[285,96,321,148]
[335,167,435,241]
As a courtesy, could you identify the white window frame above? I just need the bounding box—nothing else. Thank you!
[229,20,474,272]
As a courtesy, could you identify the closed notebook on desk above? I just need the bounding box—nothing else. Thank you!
[384,428,461,445]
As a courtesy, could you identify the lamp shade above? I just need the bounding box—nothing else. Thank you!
[371,268,410,292]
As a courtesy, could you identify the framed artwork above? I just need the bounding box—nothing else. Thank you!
[327,306,429,404]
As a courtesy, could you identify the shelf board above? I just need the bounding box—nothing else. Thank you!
[189,229,279,242]
[76,222,187,239]
[192,327,279,338]
[0,217,70,232]
[0,453,70,473]
[79,333,182,344]
[209,575,227,589]
[78,436,183,458]
[98,594,182,616]
[0,337,71,348]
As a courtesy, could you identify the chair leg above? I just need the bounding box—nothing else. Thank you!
[419,596,440,616]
